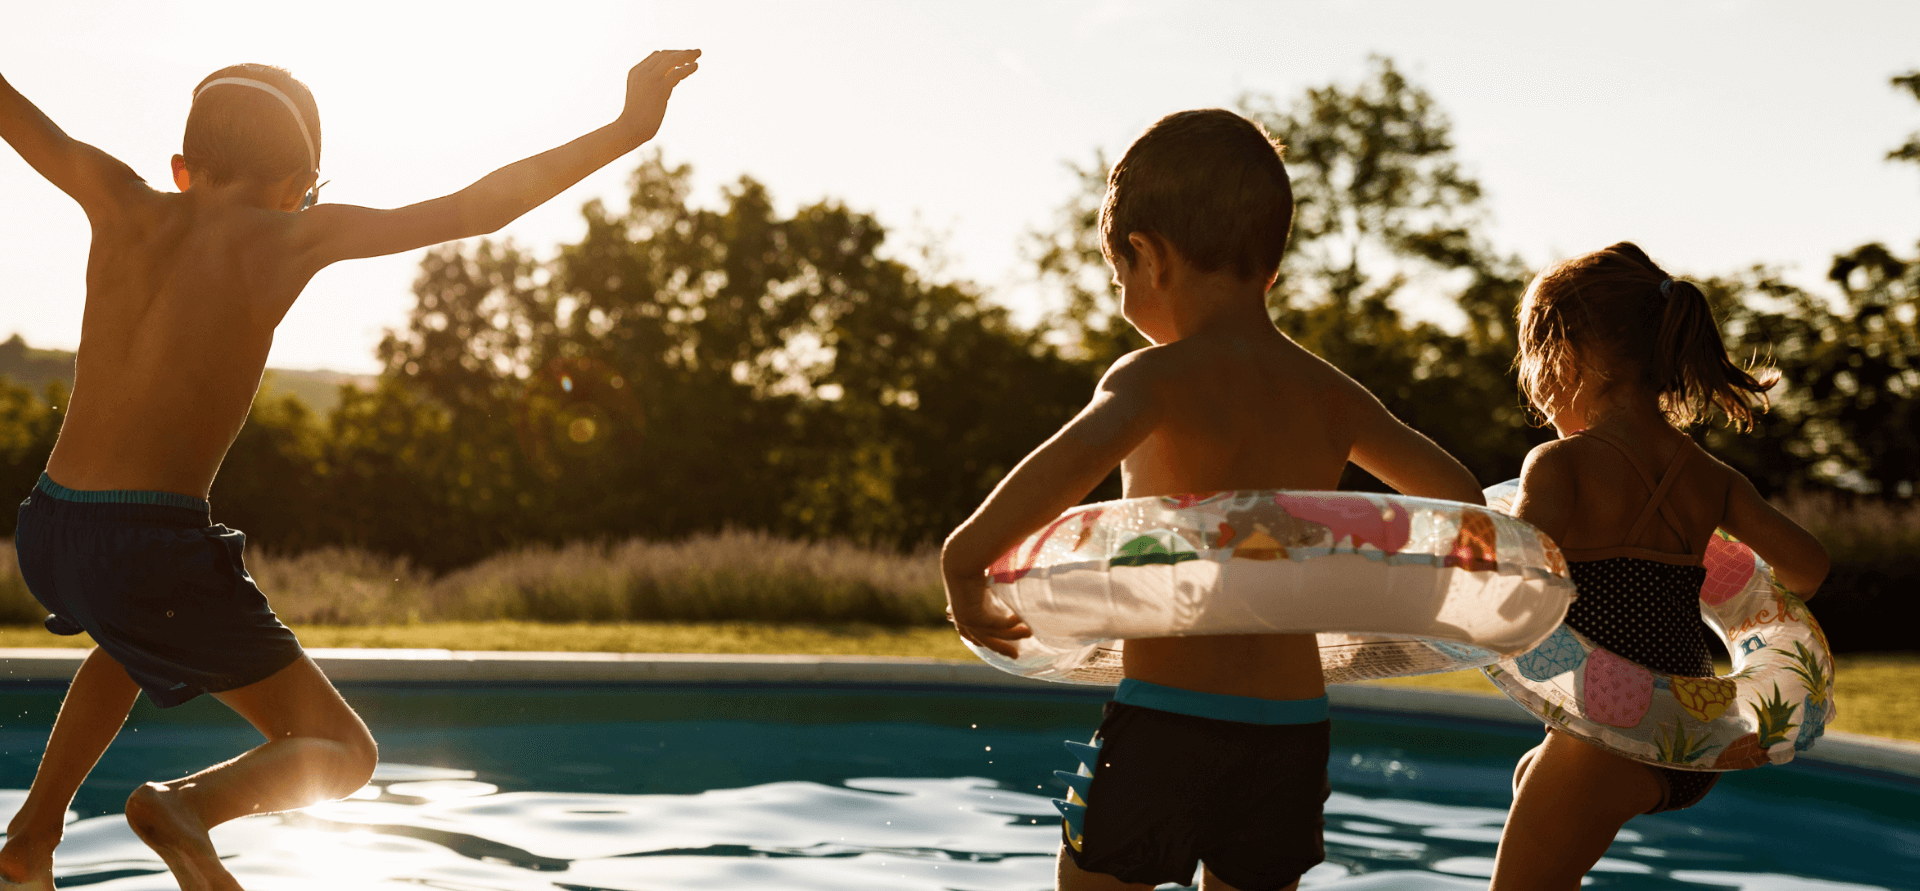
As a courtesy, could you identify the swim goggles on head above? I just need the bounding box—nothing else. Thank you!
[193,76,325,209]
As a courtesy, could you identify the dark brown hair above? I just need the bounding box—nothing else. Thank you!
[1517,242,1776,430]
[1100,109,1293,282]
[183,64,321,187]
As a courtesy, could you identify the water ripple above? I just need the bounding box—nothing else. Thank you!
[2,687,1910,890]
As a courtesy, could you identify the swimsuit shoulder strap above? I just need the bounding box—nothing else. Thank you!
[1569,429,1694,558]
[1570,429,1659,489]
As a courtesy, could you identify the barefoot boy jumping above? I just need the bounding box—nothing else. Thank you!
[942,109,1485,891]
[0,50,698,890]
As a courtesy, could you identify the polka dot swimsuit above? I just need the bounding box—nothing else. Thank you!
[1558,429,1720,813]
[1565,559,1711,677]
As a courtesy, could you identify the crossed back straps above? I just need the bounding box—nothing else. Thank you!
[1560,428,1703,567]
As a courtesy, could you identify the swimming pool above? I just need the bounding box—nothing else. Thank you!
[1,652,1915,889]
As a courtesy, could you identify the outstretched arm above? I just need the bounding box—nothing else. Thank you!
[1344,378,1485,505]
[294,50,700,268]
[0,71,152,217]
[941,351,1169,655]
[1720,470,1829,598]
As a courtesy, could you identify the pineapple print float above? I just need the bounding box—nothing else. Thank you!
[1702,531,1757,606]
[1713,684,1800,770]
[1582,650,1655,728]
[1669,675,1739,722]
[1515,625,1587,682]
[1481,483,1835,771]
[1782,639,1835,752]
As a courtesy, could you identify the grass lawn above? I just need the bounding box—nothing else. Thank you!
[0,622,974,659]
[4,623,1915,742]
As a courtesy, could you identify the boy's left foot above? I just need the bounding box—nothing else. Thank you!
[0,830,57,891]
[125,783,244,891]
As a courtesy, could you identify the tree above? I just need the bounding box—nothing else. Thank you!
[209,393,331,550]
[1702,72,1920,498]
[0,379,62,537]
[368,153,1098,561]
[1889,71,1920,170]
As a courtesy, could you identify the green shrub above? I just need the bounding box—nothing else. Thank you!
[0,543,43,625]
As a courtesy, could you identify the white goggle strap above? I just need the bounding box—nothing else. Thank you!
[193,77,317,173]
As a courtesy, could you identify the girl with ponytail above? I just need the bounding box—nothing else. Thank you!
[1490,243,1831,890]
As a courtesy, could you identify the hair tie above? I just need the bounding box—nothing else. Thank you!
[1659,278,1674,298]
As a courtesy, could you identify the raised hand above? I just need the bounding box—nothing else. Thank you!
[618,49,701,145]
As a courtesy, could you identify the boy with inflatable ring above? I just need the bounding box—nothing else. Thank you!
[942,108,1486,891]
[0,51,697,891]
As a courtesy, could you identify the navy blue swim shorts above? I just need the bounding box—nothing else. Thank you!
[14,473,303,708]
[1056,679,1332,891]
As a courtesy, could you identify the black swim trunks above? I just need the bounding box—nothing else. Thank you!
[14,473,303,707]
[1056,679,1331,891]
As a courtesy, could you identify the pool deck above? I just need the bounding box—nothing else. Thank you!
[4,647,1916,779]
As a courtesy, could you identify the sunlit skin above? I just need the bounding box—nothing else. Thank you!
[0,50,697,891]
[941,231,1484,891]
[1490,287,1831,891]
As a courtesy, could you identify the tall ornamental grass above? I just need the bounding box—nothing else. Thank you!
[0,530,945,627]
[1774,491,1920,565]
[0,495,1909,634]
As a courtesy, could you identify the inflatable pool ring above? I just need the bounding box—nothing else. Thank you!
[1480,480,1837,769]
[965,489,1576,685]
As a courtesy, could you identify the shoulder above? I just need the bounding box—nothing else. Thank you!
[1098,343,1184,392]
[1683,442,1748,508]
[85,181,173,234]
[1520,437,1586,486]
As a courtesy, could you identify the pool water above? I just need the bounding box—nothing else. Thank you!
[1,683,1914,889]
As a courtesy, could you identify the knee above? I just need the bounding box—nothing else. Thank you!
[342,730,378,790]
[321,725,378,797]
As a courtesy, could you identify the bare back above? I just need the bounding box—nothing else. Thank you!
[1119,325,1373,701]
[1514,412,1829,598]
[1550,427,1731,560]
[1120,327,1356,497]
[47,190,308,498]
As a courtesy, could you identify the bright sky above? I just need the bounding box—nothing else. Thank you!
[3,1,1916,374]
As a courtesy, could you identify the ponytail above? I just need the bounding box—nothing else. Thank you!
[1651,278,1776,430]
[1517,242,1778,431]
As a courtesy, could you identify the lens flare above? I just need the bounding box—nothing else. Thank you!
[513,357,642,476]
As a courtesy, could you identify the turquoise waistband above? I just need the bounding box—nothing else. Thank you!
[1115,679,1329,725]
[36,473,210,512]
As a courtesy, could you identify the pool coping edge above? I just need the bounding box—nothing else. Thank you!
[4,648,1915,778]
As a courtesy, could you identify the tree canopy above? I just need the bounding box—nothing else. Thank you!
[2,57,1914,566]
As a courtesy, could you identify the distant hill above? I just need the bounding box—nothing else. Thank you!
[0,334,376,416]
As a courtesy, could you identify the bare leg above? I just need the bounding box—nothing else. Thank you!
[1055,843,1157,891]
[0,647,141,891]
[123,655,376,891]
[1512,742,1543,796]
[1489,729,1661,891]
